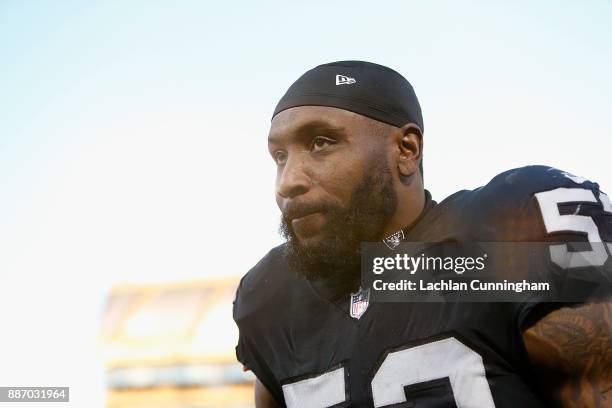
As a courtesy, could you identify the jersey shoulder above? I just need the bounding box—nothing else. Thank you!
[232,245,294,403]
[233,244,290,324]
[478,165,601,202]
[436,165,607,242]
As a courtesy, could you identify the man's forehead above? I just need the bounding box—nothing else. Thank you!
[268,106,364,142]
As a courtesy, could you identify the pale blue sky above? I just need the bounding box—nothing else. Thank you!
[2,0,612,217]
[1,1,611,405]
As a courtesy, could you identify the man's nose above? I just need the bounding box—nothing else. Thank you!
[276,156,311,199]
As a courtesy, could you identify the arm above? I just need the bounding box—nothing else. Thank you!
[255,378,281,408]
[523,299,612,407]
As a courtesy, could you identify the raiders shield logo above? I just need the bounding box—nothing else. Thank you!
[383,229,405,250]
[349,287,370,320]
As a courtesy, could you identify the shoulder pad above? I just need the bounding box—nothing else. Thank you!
[233,244,290,323]
[459,165,604,241]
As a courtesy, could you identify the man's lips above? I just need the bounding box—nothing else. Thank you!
[289,211,320,222]
[290,211,326,237]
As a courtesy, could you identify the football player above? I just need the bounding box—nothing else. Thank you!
[233,61,612,407]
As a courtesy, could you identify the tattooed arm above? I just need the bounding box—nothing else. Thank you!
[523,297,612,407]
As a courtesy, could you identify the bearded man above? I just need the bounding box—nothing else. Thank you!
[233,61,612,407]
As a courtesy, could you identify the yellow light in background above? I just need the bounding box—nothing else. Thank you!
[99,278,253,408]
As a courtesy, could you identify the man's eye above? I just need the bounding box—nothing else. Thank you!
[274,151,287,165]
[311,136,335,152]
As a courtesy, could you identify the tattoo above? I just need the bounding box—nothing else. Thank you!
[524,300,612,407]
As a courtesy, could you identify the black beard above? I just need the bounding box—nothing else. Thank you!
[279,156,398,288]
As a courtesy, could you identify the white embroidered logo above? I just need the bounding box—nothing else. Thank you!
[336,74,356,85]
[383,229,405,250]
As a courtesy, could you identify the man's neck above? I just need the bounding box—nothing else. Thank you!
[380,188,426,240]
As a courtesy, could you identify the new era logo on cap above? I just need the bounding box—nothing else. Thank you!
[336,74,356,85]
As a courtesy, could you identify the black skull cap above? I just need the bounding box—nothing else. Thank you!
[272,60,423,133]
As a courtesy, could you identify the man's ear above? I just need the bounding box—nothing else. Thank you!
[396,123,422,178]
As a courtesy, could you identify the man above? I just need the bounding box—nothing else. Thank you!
[233,61,612,407]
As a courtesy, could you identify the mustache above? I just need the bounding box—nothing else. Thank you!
[281,201,333,221]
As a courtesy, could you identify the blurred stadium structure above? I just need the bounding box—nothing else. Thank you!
[98,278,254,408]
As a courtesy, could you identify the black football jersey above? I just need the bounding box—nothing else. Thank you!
[233,166,612,407]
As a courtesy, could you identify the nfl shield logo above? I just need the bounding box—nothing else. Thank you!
[350,288,370,320]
